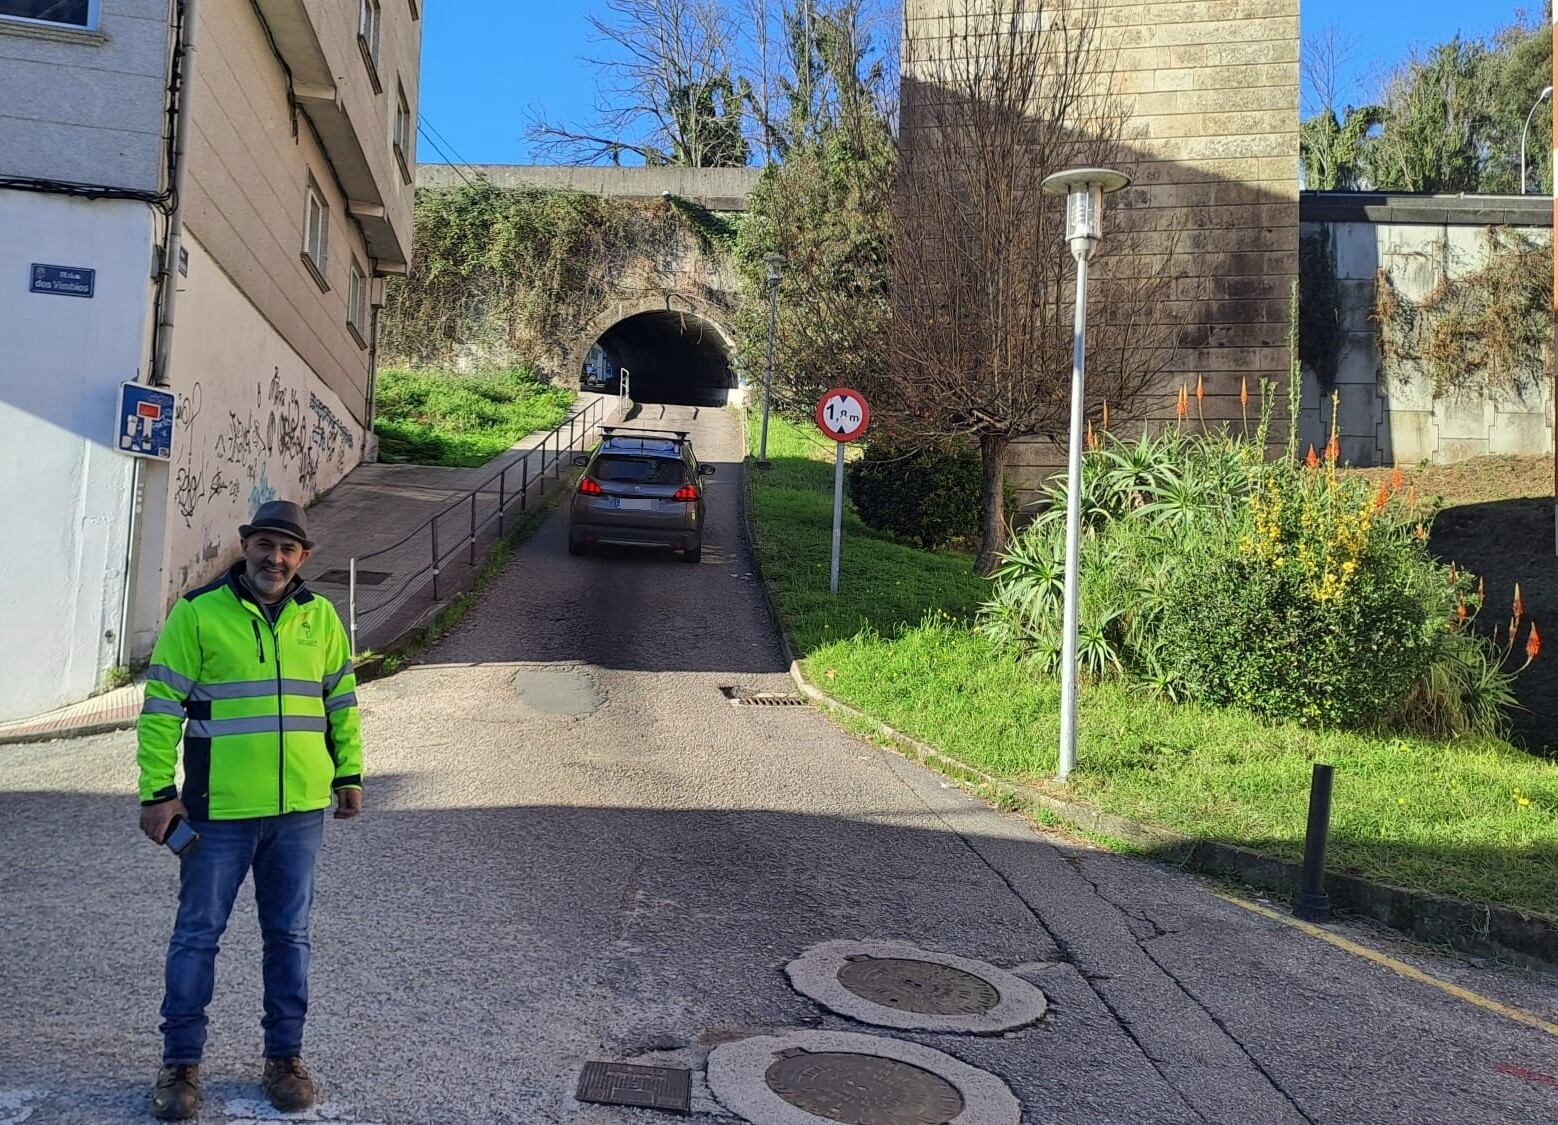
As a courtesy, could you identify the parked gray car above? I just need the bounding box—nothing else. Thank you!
[568,428,715,562]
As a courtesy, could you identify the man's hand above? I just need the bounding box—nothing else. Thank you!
[334,787,363,820]
[139,799,189,845]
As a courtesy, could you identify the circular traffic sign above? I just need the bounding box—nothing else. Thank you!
[816,388,871,443]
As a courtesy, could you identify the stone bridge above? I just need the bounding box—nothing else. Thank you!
[417,164,757,405]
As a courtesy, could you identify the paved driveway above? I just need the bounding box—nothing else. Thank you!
[2,403,1555,1123]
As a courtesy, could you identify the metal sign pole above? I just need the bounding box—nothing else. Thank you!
[830,442,845,594]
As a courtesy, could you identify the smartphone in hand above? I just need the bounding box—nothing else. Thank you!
[164,816,200,857]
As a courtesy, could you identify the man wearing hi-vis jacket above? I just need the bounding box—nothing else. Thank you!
[136,500,363,1121]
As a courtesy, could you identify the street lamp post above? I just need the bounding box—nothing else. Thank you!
[756,252,784,468]
[1040,167,1131,783]
[1521,85,1553,194]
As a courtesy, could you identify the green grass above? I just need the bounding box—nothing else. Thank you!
[747,413,1558,918]
[746,411,987,651]
[374,366,576,467]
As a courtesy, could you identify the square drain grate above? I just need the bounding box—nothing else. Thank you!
[721,686,809,708]
[577,1061,691,1115]
[313,569,391,586]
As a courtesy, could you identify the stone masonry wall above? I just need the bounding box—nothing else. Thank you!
[903,0,1300,502]
[1298,216,1554,467]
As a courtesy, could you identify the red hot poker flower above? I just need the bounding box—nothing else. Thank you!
[1305,445,1320,469]
[1528,621,1542,662]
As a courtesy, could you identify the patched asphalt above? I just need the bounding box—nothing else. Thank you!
[2,403,1556,1123]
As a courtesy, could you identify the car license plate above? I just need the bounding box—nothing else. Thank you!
[618,499,657,511]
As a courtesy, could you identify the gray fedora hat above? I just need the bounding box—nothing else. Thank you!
[239,500,314,549]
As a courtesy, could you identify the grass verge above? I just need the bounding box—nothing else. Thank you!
[374,367,576,467]
[747,413,1558,919]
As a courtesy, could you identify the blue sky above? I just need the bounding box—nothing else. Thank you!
[1303,0,1532,110]
[415,2,1542,166]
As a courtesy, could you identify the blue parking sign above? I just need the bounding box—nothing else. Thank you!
[118,382,176,461]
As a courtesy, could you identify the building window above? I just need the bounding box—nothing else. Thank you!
[0,1,96,30]
[347,259,369,347]
[303,179,330,290]
[407,0,418,18]
[393,82,413,183]
[358,0,382,92]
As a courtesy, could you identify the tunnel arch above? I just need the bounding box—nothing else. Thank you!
[570,298,736,407]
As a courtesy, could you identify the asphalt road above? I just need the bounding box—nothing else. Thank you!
[2,403,1556,1124]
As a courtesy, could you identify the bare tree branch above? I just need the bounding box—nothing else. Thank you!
[886,0,1182,572]
[528,0,749,167]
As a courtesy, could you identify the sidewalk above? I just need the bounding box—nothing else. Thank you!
[0,393,617,747]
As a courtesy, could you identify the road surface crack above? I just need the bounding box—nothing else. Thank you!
[1061,853,1316,1124]
[881,764,1207,1122]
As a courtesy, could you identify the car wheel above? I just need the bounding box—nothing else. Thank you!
[682,545,702,564]
[568,531,587,557]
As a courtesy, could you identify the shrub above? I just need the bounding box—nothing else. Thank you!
[846,443,984,549]
[984,408,1535,736]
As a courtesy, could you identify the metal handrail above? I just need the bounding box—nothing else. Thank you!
[347,396,608,654]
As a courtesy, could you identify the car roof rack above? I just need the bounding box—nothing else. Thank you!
[601,426,690,441]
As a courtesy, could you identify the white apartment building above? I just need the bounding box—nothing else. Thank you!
[0,0,422,721]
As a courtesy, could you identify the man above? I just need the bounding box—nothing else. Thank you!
[137,500,363,1121]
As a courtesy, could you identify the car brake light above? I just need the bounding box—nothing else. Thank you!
[579,477,604,495]
[673,485,699,501]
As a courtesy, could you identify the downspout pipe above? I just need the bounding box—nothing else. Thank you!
[118,0,197,669]
[151,0,197,387]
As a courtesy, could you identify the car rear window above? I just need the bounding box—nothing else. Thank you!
[593,456,690,485]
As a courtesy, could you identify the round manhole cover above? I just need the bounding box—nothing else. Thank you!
[765,1051,965,1125]
[837,957,1000,1016]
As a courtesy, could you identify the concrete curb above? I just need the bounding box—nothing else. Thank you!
[0,683,143,747]
[736,425,1558,970]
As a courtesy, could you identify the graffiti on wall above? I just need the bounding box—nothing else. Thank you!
[169,367,358,593]
[174,369,357,531]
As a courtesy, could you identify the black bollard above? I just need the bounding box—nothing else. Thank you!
[1294,763,1334,922]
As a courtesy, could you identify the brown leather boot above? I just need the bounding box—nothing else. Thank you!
[263,1056,317,1112]
[150,1064,201,1121]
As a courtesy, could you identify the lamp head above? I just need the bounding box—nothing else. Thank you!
[765,252,784,286]
[1040,167,1131,262]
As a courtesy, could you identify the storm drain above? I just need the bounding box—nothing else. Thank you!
[577,1061,691,1115]
[786,941,1048,1034]
[767,1050,963,1124]
[706,1031,1019,1125]
[721,686,809,708]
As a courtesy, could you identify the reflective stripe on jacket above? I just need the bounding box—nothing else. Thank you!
[137,563,363,820]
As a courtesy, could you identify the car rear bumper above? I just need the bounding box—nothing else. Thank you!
[571,521,701,550]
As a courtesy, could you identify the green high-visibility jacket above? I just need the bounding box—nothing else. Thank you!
[137,564,363,820]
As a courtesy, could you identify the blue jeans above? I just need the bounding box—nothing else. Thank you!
[160,810,326,1065]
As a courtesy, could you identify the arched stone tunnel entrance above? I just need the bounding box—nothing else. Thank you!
[577,308,736,408]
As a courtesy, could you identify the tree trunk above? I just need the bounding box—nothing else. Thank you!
[975,433,1010,576]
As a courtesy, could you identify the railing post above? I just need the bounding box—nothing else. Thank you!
[498,467,506,537]
[431,519,441,602]
[522,454,530,510]
[570,412,577,452]
[539,437,546,496]
[555,424,562,479]
[469,491,477,565]
[348,557,358,658]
